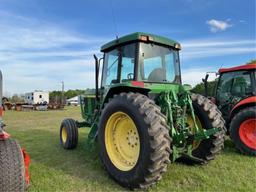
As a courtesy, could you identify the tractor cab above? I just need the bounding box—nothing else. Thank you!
[100,32,181,88]
[92,32,183,104]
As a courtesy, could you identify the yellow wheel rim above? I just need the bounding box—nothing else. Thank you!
[61,127,68,143]
[187,115,203,150]
[105,111,140,171]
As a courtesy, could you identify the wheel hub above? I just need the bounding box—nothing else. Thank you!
[127,130,139,147]
[187,115,203,150]
[105,112,140,171]
[61,127,67,143]
[239,119,256,150]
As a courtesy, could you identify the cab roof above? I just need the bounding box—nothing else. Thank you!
[101,32,180,52]
[219,63,256,73]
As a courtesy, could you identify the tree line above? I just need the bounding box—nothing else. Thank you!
[49,88,95,99]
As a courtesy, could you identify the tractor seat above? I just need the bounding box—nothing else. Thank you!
[148,68,166,82]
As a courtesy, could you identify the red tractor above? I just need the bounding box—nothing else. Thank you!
[203,63,256,155]
[0,70,30,191]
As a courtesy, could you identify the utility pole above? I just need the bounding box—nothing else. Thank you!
[61,81,64,106]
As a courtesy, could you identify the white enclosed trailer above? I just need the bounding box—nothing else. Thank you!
[25,91,49,104]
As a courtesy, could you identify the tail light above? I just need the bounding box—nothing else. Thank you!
[131,81,144,88]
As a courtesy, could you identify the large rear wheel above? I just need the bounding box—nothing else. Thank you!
[187,94,225,163]
[230,106,256,156]
[0,139,26,192]
[98,93,171,189]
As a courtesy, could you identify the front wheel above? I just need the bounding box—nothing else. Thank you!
[230,106,256,156]
[98,93,171,189]
[60,118,78,149]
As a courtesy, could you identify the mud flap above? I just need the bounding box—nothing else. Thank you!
[22,149,31,187]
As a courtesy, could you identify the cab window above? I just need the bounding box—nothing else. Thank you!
[231,71,252,97]
[120,43,136,82]
[217,71,252,103]
[102,49,119,86]
[138,43,177,82]
[216,72,234,103]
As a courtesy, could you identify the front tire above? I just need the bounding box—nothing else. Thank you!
[230,106,256,156]
[0,139,26,192]
[98,93,171,189]
[60,118,78,149]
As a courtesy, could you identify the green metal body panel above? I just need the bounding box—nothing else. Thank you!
[80,94,96,125]
[101,32,180,52]
[79,82,220,161]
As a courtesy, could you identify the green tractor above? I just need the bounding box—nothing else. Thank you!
[60,32,225,189]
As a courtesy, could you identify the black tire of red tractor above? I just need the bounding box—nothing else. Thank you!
[230,106,256,156]
[0,139,26,192]
[60,118,78,149]
[189,93,225,163]
[98,92,172,190]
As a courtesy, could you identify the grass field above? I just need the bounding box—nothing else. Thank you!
[3,107,256,192]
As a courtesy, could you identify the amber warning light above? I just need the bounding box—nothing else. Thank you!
[140,35,154,42]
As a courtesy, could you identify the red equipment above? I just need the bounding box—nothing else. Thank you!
[0,70,30,191]
[204,63,256,155]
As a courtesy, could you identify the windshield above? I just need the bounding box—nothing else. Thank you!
[138,42,181,83]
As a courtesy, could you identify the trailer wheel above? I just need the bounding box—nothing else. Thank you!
[186,94,225,163]
[60,118,78,149]
[230,106,256,156]
[0,139,26,192]
[98,92,171,189]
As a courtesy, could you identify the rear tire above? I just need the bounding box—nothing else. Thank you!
[230,107,256,156]
[189,94,225,163]
[98,92,171,189]
[60,118,78,149]
[0,139,26,192]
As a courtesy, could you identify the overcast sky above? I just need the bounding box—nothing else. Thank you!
[0,0,255,95]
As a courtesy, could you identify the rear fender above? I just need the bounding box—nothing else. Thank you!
[102,86,150,107]
[87,86,150,141]
[230,96,256,120]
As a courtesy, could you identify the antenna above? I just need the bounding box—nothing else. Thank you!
[109,0,119,39]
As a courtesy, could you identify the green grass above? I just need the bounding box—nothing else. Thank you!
[3,107,256,192]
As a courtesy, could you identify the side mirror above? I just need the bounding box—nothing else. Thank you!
[93,54,98,62]
[202,74,209,97]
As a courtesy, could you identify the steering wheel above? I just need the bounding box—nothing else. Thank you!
[127,73,134,80]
